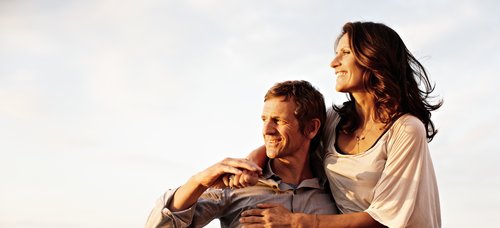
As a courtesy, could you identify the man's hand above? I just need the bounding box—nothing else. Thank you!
[168,157,262,212]
[193,157,262,188]
[223,170,260,188]
[239,203,302,227]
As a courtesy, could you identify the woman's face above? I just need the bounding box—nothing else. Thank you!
[330,34,365,93]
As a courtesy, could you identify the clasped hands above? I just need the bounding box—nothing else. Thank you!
[192,158,299,227]
[193,157,262,189]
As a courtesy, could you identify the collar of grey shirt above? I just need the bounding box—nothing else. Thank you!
[258,160,324,192]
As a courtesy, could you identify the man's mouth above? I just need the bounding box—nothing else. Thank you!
[266,138,281,145]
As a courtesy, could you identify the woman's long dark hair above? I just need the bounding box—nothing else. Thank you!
[333,21,443,142]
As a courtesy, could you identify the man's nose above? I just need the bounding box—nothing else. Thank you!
[263,121,276,135]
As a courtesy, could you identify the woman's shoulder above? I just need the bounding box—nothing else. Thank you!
[391,114,426,136]
[323,107,341,146]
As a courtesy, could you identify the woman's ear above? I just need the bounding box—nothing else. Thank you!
[305,118,321,139]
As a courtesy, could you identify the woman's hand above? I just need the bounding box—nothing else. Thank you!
[240,203,302,227]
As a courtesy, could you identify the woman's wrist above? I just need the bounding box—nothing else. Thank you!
[292,213,318,228]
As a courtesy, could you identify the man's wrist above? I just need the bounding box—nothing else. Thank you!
[188,174,210,192]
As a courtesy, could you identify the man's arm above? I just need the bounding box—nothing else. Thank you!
[226,146,267,188]
[145,158,261,228]
[169,157,261,211]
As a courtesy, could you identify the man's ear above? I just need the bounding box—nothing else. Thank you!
[305,118,321,139]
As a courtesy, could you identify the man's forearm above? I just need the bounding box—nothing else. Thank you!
[167,157,261,211]
[168,175,208,211]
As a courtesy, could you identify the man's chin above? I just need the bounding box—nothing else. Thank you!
[266,150,278,159]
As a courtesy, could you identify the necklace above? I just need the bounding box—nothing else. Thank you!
[354,122,375,154]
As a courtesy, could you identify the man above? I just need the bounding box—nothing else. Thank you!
[145,80,337,228]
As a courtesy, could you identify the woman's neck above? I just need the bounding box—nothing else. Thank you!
[352,92,376,125]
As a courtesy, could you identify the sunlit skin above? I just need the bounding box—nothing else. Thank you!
[226,96,318,187]
[330,34,366,94]
[261,97,309,161]
[239,23,440,228]
[330,34,387,155]
[238,38,387,228]
[167,157,262,212]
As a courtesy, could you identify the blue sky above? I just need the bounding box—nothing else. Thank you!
[1,0,499,227]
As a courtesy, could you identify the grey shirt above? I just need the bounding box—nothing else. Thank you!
[145,162,338,228]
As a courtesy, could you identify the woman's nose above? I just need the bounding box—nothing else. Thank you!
[330,55,340,68]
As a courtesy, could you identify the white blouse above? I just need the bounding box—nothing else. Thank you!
[323,108,441,228]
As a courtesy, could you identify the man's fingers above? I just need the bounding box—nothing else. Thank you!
[228,174,242,188]
[233,173,242,187]
[199,157,262,188]
[242,170,259,186]
[208,158,262,188]
[218,164,243,176]
[239,216,264,224]
[222,158,262,174]
[241,208,264,217]
[222,174,230,186]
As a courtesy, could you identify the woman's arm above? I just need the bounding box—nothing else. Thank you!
[309,212,385,228]
[246,145,267,168]
[240,204,385,228]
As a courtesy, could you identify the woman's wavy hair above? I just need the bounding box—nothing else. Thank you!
[333,21,443,141]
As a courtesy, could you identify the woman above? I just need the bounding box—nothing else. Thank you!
[236,21,442,227]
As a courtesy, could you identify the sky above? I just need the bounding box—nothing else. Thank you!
[1,0,499,227]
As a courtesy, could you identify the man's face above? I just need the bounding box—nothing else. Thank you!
[261,97,309,159]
